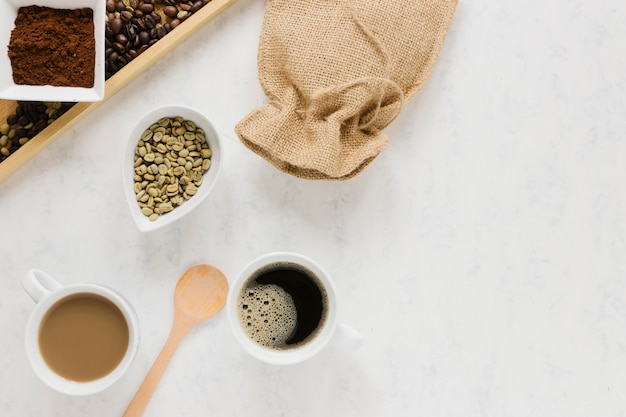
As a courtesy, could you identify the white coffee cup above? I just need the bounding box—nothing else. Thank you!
[227,252,362,365]
[22,269,140,395]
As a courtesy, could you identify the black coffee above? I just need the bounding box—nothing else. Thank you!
[237,262,328,350]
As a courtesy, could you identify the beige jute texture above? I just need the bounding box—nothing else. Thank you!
[235,0,458,180]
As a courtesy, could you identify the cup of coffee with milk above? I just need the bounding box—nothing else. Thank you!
[22,269,139,395]
[227,252,362,365]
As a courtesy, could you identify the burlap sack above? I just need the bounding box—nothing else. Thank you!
[235,0,458,180]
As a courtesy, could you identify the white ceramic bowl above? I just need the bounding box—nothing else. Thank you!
[122,105,223,233]
[0,0,105,102]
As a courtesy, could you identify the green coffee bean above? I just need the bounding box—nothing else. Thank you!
[132,115,213,221]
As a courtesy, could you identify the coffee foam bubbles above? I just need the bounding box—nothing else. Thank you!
[238,283,297,349]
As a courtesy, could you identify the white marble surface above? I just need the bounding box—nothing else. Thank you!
[2,0,626,415]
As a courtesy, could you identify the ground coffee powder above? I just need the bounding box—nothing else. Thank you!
[8,6,95,88]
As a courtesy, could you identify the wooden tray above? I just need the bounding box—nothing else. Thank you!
[0,0,237,184]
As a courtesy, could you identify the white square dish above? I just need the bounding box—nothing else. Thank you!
[0,0,105,102]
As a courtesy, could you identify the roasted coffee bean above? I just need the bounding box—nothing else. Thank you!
[35,119,47,131]
[156,26,167,39]
[191,1,204,12]
[163,5,177,17]
[144,14,155,28]
[115,33,128,44]
[106,0,116,12]
[136,18,146,30]
[139,3,153,13]
[138,30,151,44]
[115,1,125,12]
[14,129,27,139]
[151,11,161,23]
[111,17,123,34]
[124,23,137,39]
[113,42,126,53]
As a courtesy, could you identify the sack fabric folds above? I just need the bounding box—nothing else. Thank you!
[235,0,458,180]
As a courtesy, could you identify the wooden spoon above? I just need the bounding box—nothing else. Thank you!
[123,264,229,417]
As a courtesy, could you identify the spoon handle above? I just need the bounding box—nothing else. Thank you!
[122,315,196,417]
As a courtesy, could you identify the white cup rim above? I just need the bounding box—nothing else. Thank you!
[25,283,140,395]
[227,252,338,365]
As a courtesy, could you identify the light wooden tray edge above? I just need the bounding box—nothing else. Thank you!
[0,0,238,184]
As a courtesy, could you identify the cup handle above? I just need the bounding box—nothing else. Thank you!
[22,269,62,303]
[334,322,363,351]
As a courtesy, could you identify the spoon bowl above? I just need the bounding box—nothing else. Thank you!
[175,264,229,320]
